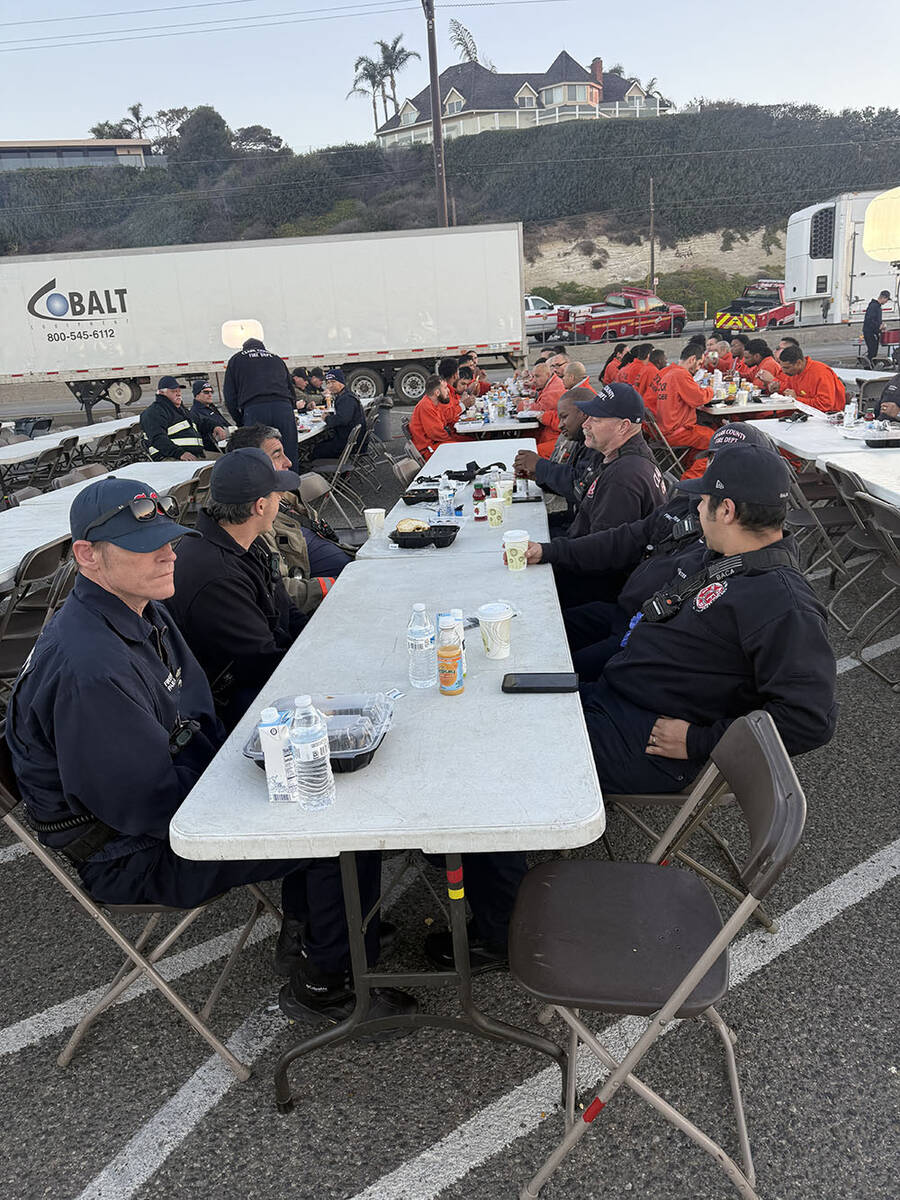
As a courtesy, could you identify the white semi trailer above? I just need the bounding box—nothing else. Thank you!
[785,190,898,326]
[0,223,526,421]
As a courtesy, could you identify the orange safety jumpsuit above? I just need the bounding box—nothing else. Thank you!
[534,372,565,458]
[602,356,622,384]
[774,358,846,413]
[408,394,471,460]
[655,363,715,461]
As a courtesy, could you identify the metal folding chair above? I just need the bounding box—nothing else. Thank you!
[510,712,806,1200]
[642,410,691,475]
[0,740,282,1080]
[820,463,885,631]
[851,492,900,690]
[0,537,72,706]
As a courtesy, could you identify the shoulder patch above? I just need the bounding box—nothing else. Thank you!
[694,580,728,612]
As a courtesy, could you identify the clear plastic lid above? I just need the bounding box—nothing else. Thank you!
[260,707,280,723]
[412,602,425,611]
[438,615,456,628]
[294,694,312,708]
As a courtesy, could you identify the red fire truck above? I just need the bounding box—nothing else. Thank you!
[556,288,687,342]
[714,280,795,333]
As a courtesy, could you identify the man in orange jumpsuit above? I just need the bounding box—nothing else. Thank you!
[731,333,753,378]
[655,343,714,460]
[640,349,667,415]
[742,339,782,390]
[562,359,597,394]
[408,374,473,460]
[530,360,565,458]
[770,346,846,413]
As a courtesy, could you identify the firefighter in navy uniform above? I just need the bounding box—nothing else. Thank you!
[223,338,300,471]
[578,445,837,795]
[139,376,225,461]
[4,476,415,1028]
[527,382,667,607]
[549,422,774,677]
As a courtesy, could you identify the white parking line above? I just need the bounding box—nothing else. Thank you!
[74,836,900,1200]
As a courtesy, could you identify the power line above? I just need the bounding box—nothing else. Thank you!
[0,0,568,51]
[4,0,271,27]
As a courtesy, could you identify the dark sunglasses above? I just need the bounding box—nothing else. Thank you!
[81,493,179,539]
[199,387,213,393]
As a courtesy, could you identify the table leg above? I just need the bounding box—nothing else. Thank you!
[272,851,568,1113]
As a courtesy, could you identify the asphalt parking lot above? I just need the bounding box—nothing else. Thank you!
[1,439,898,1200]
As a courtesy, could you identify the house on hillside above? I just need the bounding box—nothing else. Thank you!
[375,52,674,149]
[0,139,159,172]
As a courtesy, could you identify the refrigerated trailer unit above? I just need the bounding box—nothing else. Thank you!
[785,190,898,325]
[0,224,527,419]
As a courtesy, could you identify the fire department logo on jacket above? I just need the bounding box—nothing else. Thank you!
[694,581,728,612]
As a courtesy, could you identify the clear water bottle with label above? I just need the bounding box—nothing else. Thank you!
[289,695,336,810]
[438,475,455,519]
[407,603,438,688]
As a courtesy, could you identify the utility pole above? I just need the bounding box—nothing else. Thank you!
[421,0,449,227]
[648,175,655,290]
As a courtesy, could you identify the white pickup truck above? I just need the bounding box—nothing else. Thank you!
[524,294,562,342]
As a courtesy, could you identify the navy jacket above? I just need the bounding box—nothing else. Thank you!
[564,435,666,541]
[5,575,225,860]
[863,298,884,335]
[876,371,900,420]
[190,398,228,428]
[534,440,601,506]
[166,510,307,729]
[541,492,694,573]
[313,387,365,458]
[601,539,837,761]
[223,340,295,422]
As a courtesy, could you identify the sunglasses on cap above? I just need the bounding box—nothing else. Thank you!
[81,492,179,539]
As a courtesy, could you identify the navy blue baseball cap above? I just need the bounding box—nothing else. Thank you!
[324,367,345,384]
[70,477,197,551]
[677,444,790,505]
[575,382,644,423]
[157,375,182,391]
[210,447,300,504]
[192,379,212,397]
[708,421,771,451]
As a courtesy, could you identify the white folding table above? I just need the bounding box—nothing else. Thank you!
[699,396,797,418]
[357,437,547,559]
[455,416,539,436]
[814,450,900,507]
[747,417,870,462]
[170,554,605,1109]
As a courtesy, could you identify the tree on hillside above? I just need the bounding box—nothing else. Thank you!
[233,125,285,153]
[608,63,624,76]
[90,120,132,139]
[168,106,234,178]
[376,35,420,115]
[152,107,195,154]
[449,20,496,71]
[348,57,388,130]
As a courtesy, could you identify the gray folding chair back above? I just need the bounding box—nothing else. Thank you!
[41,558,78,628]
[0,739,280,1080]
[18,444,64,491]
[510,711,806,1200]
[391,457,420,488]
[850,492,900,689]
[54,436,80,476]
[642,409,689,474]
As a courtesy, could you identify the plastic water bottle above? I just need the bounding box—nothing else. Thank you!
[438,475,454,519]
[407,603,438,688]
[288,695,336,810]
[843,397,857,428]
[437,616,464,696]
[450,606,467,676]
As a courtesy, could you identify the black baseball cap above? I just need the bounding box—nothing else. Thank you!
[209,447,300,504]
[324,367,345,384]
[192,379,212,397]
[575,382,644,423]
[158,375,182,391]
[70,476,196,551]
[677,444,790,505]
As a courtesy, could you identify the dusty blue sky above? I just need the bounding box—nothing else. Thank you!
[1,0,897,151]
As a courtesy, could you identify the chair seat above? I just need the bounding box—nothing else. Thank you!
[509,859,727,1017]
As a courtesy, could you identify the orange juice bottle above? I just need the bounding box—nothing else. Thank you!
[437,616,464,695]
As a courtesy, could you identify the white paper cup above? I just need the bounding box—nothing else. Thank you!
[487,497,504,527]
[503,529,529,572]
[477,601,514,659]
[497,473,515,505]
[364,508,386,536]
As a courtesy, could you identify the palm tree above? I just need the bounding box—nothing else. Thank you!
[348,57,388,131]
[608,62,625,76]
[448,20,496,70]
[120,102,153,139]
[376,35,421,115]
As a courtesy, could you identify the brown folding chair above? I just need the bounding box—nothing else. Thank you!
[642,410,691,475]
[510,712,806,1200]
[0,740,282,1080]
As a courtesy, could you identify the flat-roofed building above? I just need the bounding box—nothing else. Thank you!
[0,139,161,171]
